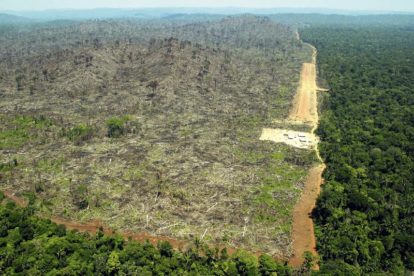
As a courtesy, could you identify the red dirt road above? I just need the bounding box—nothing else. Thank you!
[289,164,325,268]
[3,191,28,207]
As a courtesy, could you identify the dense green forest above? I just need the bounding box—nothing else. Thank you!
[0,193,305,275]
[270,14,414,27]
[301,25,414,274]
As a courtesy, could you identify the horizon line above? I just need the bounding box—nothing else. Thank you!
[1,6,413,14]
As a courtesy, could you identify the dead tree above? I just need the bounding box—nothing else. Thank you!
[147,80,159,93]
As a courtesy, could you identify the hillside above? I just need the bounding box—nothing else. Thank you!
[0,13,33,24]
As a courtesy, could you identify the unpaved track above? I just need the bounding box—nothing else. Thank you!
[289,62,318,124]
[51,217,188,250]
[289,164,325,268]
[3,191,27,207]
[2,190,186,249]
[257,33,326,268]
[288,35,326,269]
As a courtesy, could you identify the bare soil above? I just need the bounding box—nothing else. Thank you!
[288,62,318,124]
[289,164,325,268]
[259,128,318,149]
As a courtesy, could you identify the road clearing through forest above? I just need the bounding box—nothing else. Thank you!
[288,41,326,269]
[288,62,318,124]
[260,32,327,268]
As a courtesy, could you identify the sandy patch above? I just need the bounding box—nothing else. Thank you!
[260,128,318,150]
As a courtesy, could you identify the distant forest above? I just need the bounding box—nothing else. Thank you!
[302,24,414,274]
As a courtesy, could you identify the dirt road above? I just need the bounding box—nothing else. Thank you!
[3,191,28,207]
[51,217,188,250]
[255,32,326,268]
[289,164,325,268]
[289,62,318,124]
[2,190,190,251]
[288,37,326,269]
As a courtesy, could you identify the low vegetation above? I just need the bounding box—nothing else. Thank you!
[63,124,95,144]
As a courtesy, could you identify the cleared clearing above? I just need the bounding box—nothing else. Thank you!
[0,17,313,260]
[259,128,318,149]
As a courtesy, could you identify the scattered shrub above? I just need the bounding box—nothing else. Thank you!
[106,115,133,138]
[65,123,94,144]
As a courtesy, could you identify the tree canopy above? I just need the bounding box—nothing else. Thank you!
[301,25,414,274]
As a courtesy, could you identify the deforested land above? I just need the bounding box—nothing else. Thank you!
[0,15,317,258]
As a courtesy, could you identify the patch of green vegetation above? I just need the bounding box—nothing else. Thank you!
[37,157,65,174]
[0,128,29,149]
[235,143,306,228]
[234,149,267,164]
[236,115,265,129]
[268,85,296,119]
[234,115,266,143]
[64,123,94,144]
[122,165,145,181]
[70,182,89,210]
[106,115,136,138]
[0,115,53,149]
[253,160,304,224]
[0,158,18,172]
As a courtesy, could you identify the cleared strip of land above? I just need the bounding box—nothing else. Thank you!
[260,38,326,268]
[288,62,318,124]
[289,44,325,269]
[289,164,325,268]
